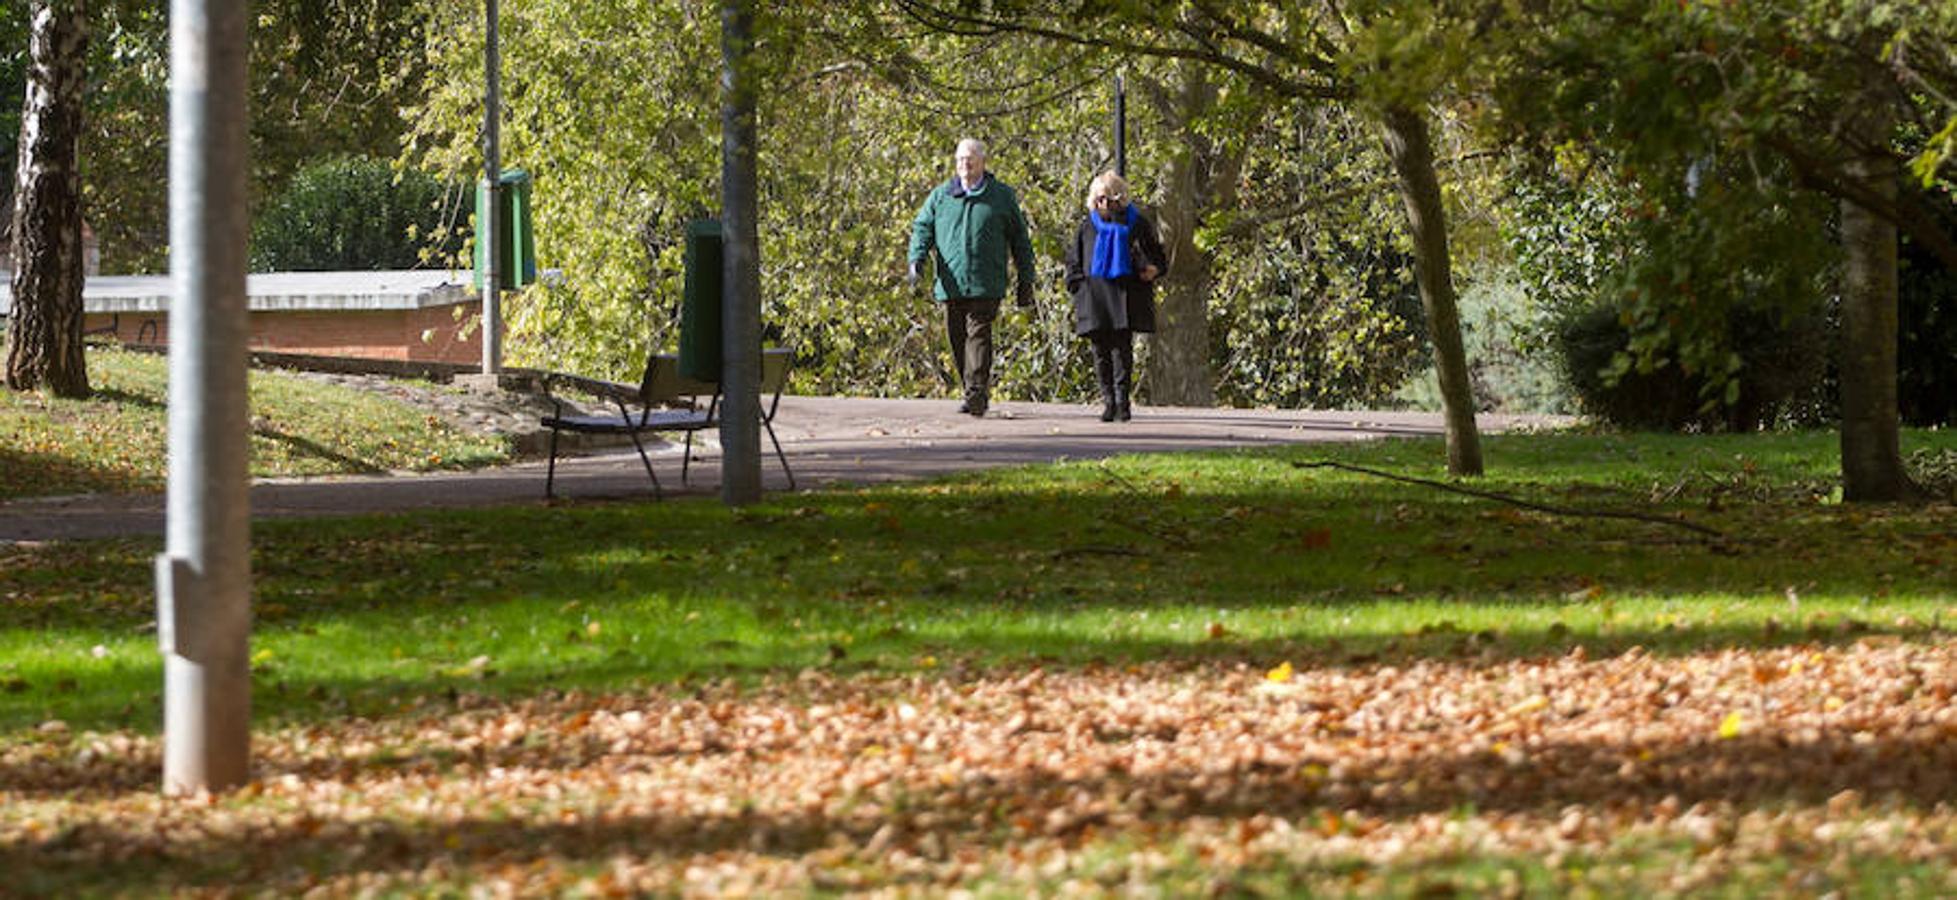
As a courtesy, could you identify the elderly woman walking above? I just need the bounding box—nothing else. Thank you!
[1063,172,1168,422]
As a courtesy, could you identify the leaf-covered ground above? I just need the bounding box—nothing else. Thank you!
[10,641,1957,896]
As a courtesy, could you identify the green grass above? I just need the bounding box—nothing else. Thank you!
[5,427,1955,733]
[0,345,510,500]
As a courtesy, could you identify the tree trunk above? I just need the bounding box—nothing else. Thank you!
[1837,100,1917,502]
[1378,104,1480,476]
[5,0,89,398]
[1142,64,1237,408]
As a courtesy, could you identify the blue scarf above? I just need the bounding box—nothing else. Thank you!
[1089,205,1137,279]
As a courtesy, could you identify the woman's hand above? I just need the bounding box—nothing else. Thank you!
[1139,264,1159,283]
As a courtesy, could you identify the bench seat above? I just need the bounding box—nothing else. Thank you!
[539,347,794,499]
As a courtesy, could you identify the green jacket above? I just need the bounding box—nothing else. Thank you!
[908,174,1036,302]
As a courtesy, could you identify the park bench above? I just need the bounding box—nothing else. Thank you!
[538,346,795,499]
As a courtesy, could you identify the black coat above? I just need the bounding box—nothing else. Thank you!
[1063,206,1168,336]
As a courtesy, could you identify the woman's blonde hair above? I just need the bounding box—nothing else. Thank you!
[1085,171,1130,213]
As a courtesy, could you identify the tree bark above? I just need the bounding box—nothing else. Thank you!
[1836,98,1918,502]
[1142,64,1238,408]
[1378,104,1481,476]
[6,0,89,398]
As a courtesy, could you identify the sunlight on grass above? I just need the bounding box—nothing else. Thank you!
[0,346,510,500]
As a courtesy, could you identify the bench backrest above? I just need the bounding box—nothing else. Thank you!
[639,346,793,411]
[640,353,718,404]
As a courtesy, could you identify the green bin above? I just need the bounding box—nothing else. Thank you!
[474,169,537,292]
[679,218,723,381]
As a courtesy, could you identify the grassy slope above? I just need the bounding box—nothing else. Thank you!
[0,346,510,500]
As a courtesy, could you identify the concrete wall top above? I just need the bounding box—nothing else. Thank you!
[0,269,476,316]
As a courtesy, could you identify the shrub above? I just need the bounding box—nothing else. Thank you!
[1898,197,1957,427]
[1556,301,1828,431]
[1395,277,1576,415]
[250,156,463,272]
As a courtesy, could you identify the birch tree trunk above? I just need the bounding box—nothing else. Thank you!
[5,0,90,397]
[1378,104,1481,476]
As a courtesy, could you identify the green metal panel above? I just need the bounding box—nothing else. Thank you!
[679,218,723,381]
[473,169,536,292]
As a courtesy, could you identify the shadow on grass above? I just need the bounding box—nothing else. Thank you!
[251,427,389,475]
[86,387,167,414]
[0,447,149,501]
[7,707,1957,892]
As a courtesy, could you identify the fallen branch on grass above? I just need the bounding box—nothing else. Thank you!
[1290,460,1726,539]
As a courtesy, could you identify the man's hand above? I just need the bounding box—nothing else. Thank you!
[1139,264,1160,283]
[906,260,920,287]
[1015,281,1035,308]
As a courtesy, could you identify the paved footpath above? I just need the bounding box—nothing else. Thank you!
[0,396,1561,542]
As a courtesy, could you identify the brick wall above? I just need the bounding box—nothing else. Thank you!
[84,301,488,364]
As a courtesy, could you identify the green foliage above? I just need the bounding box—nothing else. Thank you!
[1207,103,1428,409]
[72,0,428,273]
[0,9,25,207]
[1556,300,1829,432]
[248,155,463,272]
[1497,150,1839,428]
[1491,0,1957,427]
[1397,277,1575,415]
[0,347,509,500]
[401,3,1481,407]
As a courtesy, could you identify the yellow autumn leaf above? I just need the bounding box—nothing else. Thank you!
[585,621,602,637]
[1718,711,1744,739]
[1506,695,1549,716]
[1266,661,1294,683]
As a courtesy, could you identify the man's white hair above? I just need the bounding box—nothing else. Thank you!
[955,138,987,159]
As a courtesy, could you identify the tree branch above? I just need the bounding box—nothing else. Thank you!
[892,0,1349,103]
[1764,134,1957,276]
[1288,460,1726,539]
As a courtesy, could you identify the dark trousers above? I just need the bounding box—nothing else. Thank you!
[944,298,1001,403]
[1089,329,1134,402]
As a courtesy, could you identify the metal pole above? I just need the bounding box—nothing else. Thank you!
[481,0,503,374]
[159,0,252,795]
[719,0,761,505]
[1114,73,1126,178]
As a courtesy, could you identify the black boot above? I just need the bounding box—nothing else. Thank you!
[1093,338,1117,422]
[1110,331,1135,422]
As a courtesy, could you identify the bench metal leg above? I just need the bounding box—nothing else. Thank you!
[544,426,562,498]
[682,431,695,485]
[764,419,795,491]
[624,428,664,500]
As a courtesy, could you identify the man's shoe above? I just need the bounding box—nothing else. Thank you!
[956,399,971,415]
[967,403,987,418]
[1115,398,1132,422]
[1100,401,1117,422]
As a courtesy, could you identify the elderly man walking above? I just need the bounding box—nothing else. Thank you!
[907,138,1037,417]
